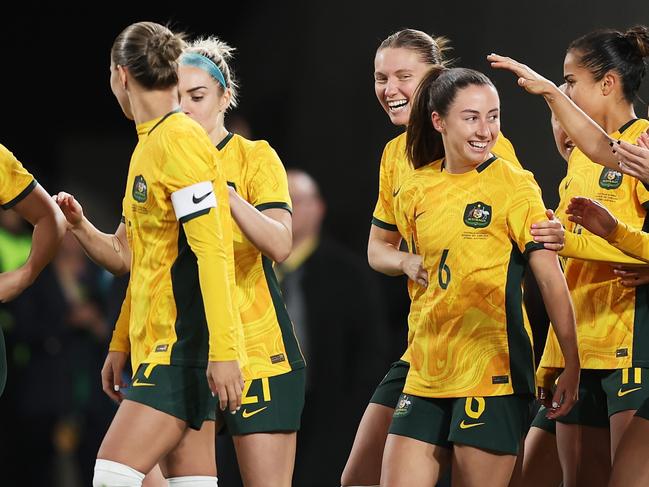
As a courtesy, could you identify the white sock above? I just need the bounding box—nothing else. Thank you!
[167,476,218,486]
[93,459,145,487]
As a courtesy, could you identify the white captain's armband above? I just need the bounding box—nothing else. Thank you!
[171,181,217,223]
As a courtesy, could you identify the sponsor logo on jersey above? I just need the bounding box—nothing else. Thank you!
[155,344,169,353]
[133,175,148,203]
[393,394,412,418]
[492,375,509,384]
[463,202,492,228]
[616,348,629,358]
[599,168,623,190]
[270,353,286,364]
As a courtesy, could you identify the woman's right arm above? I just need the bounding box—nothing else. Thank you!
[368,225,428,287]
[54,192,130,275]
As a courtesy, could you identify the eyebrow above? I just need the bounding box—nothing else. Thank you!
[187,86,208,93]
[460,108,499,114]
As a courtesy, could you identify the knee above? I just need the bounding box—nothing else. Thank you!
[93,459,145,487]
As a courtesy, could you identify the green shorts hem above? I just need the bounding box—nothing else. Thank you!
[369,360,409,408]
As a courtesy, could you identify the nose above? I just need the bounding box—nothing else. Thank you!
[475,119,490,138]
[385,77,398,97]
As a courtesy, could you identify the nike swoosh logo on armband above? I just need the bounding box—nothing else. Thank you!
[192,191,213,204]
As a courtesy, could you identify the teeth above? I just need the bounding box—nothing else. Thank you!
[469,141,487,149]
[387,99,408,111]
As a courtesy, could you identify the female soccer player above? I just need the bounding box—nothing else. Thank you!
[178,37,305,487]
[490,25,649,487]
[380,66,579,487]
[341,29,563,487]
[0,144,66,396]
[87,22,245,487]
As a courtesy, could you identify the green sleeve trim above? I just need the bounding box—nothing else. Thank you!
[120,215,126,224]
[179,208,211,224]
[371,217,398,232]
[523,241,546,258]
[227,181,237,191]
[256,202,292,214]
[2,179,37,210]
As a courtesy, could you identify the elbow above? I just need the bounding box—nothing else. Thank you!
[268,240,292,263]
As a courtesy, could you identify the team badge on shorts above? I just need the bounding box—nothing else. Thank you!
[133,175,148,203]
[463,202,492,228]
[599,168,623,189]
[393,394,412,418]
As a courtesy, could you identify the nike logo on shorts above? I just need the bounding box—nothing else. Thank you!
[132,379,156,387]
[242,406,268,419]
[459,420,485,429]
[617,387,642,397]
[192,191,213,204]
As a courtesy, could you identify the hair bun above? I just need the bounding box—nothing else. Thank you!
[624,25,649,58]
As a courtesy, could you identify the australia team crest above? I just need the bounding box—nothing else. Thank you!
[463,202,492,228]
[599,167,623,190]
[393,394,412,418]
[133,175,148,203]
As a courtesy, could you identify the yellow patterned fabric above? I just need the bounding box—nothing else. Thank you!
[540,119,649,376]
[108,112,246,373]
[371,132,523,363]
[0,144,36,209]
[217,133,304,378]
[395,156,545,398]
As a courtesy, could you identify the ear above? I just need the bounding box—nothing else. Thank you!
[601,71,617,96]
[431,111,445,133]
[117,65,128,90]
[218,87,232,113]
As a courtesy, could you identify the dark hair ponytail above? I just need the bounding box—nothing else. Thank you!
[407,67,496,168]
[569,25,649,103]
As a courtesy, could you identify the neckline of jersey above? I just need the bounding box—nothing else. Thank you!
[440,155,498,174]
[216,132,234,151]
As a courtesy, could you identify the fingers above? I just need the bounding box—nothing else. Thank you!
[226,382,242,413]
[545,208,556,220]
[416,267,429,288]
[101,364,120,403]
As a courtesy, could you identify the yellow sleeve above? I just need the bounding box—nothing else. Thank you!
[372,142,398,231]
[507,174,548,256]
[393,177,419,252]
[602,221,649,263]
[493,133,522,169]
[560,231,646,264]
[0,144,36,209]
[247,142,292,212]
[164,134,240,362]
[109,281,131,353]
[536,366,559,391]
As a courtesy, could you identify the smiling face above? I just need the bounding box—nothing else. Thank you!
[178,64,229,134]
[374,47,432,126]
[432,84,500,167]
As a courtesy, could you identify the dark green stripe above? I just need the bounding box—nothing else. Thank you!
[120,215,126,224]
[147,108,181,135]
[633,212,649,366]
[256,202,292,214]
[618,119,639,134]
[261,255,305,370]
[216,132,234,151]
[227,181,237,191]
[170,225,209,366]
[371,217,398,232]
[2,179,37,210]
[179,208,211,224]
[523,241,546,257]
[505,241,536,394]
[476,155,498,173]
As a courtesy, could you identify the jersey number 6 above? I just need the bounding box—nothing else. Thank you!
[438,249,451,289]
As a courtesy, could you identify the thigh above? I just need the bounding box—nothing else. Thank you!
[158,421,216,478]
[609,415,649,487]
[556,422,610,487]
[381,433,450,487]
[609,409,635,461]
[556,370,609,428]
[342,361,409,486]
[509,426,561,487]
[341,402,395,486]
[452,444,517,487]
[233,432,296,487]
[97,399,187,475]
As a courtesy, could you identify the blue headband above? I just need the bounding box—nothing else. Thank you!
[180,52,227,89]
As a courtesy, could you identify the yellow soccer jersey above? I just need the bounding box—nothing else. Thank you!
[540,119,649,375]
[217,133,305,378]
[603,220,649,263]
[395,156,546,398]
[371,131,523,363]
[0,144,36,209]
[108,111,246,373]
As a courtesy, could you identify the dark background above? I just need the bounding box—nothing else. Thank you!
[2,2,648,254]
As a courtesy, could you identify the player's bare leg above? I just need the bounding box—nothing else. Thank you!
[380,433,450,486]
[556,422,610,487]
[233,432,296,487]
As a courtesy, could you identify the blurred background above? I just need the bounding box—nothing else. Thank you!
[0,1,648,485]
